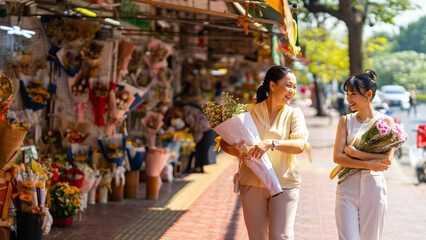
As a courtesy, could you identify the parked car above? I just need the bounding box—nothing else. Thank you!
[379,85,410,109]
[372,93,389,113]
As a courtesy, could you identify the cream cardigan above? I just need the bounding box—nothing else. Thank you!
[238,101,309,189]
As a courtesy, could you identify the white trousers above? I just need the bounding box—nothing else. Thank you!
[240,185,299,240]
[335,170,388,240]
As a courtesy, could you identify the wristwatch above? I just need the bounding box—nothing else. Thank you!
[272,139,279,150]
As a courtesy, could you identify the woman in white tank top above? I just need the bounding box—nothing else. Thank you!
[333,70,395,240]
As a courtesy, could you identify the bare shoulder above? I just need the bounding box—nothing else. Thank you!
[338,115,347,127]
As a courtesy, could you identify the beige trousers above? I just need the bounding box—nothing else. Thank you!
[335,170,388,240]
[240,185,299,240]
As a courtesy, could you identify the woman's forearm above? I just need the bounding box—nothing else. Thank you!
[273,139,305,154]
[219,139,239,158]
[347,147,393,164]
[334,152,372,169]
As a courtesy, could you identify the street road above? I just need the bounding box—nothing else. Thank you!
[387,103,426,184]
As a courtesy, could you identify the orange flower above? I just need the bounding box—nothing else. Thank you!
[63,188,75,195]
[74,155,86,162]
[23,181,35,188]
[36,182,45,188]
[108,144,119,149]
[19,193,32,202]
[33,95,44,103]
[32,80,43,85]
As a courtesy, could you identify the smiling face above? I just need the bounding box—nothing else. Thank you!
[270,73,297,105]
[346,89,372,111]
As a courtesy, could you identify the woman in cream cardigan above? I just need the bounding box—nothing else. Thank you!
[220,66,309,240]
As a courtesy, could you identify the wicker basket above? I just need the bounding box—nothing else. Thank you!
[0,121,28,171]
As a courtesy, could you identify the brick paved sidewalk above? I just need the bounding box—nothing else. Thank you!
[159,154,426,240]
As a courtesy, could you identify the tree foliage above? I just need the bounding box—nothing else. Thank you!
[393,15,426,53]
[372,51,426,88]
[301,0,413,75]
[300,28,349,82]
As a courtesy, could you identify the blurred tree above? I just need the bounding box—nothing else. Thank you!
[301,0,413,76]
[393,16,426,53]
[372,51,426,88]
[299,28,349,115]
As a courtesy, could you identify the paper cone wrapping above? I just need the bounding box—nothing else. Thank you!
[56,48,82,77]
[105,90,134,136]
[145,148,170,177]
[126,145,147,171]
[214,112,282,197]
[98,134,126,166]
[116,40,135,82]
[0,121,28,170]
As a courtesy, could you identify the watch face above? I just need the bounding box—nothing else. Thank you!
[273,140,279,148]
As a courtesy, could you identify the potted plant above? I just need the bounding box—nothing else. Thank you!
[49,182,81,227]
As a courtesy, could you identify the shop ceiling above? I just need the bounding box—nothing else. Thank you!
[14,0,287,37]
[8,0,290,57]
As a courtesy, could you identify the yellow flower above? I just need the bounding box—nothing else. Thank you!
[108,144,119,149]
[72,186,80,193]
[19,193,33,202]
[74,155,86,162]
[63,188,75,195]
[33,95,44,103]
[36,182,45,188]
[72,194,81,207]
[23,181,35,188]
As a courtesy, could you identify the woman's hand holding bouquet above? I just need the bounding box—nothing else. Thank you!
[331,118,408,184]
[203,92,283,198]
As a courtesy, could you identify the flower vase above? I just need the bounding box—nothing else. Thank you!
[81,193,88,210]
[52,216,73,227]
[88,188,96,204]
[98,187,108,203]
[146,175,161,200]
[110,177,124,202]
[124,170,139,199]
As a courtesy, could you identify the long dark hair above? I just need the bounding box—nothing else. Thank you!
[343,69,377,101]
[256,66,294,103]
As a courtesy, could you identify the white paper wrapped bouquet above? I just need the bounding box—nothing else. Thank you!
[202,92,283,198]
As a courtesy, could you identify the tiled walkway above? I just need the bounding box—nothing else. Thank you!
[44,104,426,240]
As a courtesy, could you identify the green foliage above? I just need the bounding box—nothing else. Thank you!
[417,95,426,101]
[299,28,349,82]
[393,16,426,53]
[372,51,426,87]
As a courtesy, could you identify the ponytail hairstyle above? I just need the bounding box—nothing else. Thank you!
[343,69,378,101]
[256,66,294,103]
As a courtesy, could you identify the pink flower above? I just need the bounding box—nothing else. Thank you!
[379,126,390,136]
[392,124,408,141]
[376,120,388,130]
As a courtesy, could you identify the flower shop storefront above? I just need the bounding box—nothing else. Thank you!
[0,11,197,240]
[0,0,297,238]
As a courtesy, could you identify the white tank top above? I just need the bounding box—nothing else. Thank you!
[346,112,385,144]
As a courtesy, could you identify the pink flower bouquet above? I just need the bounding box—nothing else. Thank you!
[332,118,409,184]
[143,39,171,76]
[68,71,89,123]
[141,111,164,147]
[105,88,135,136]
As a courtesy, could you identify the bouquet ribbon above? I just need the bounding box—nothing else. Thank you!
[73,102,88,123]
[92,104,108,127]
